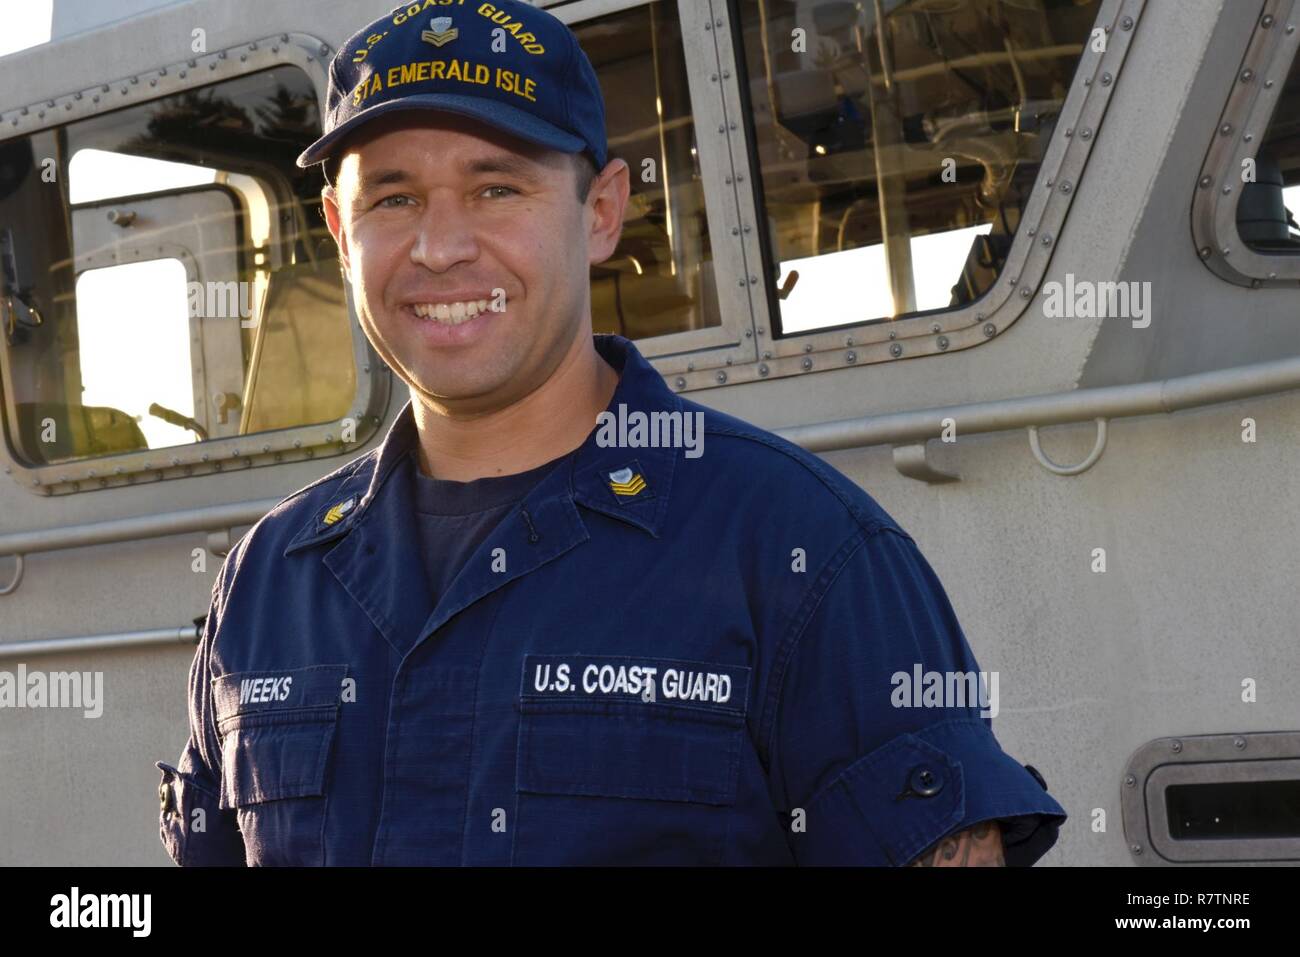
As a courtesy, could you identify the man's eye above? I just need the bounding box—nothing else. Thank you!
[374,194,411,209]
[481,185,518,199]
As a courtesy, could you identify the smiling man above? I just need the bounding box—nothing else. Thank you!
[156,0,1066,867]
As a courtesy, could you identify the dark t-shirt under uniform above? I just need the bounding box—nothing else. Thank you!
[408,449,567,608]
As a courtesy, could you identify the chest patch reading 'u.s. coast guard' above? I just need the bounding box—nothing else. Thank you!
[521,654,750,713]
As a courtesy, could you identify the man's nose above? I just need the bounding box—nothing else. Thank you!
[409,192,480,271]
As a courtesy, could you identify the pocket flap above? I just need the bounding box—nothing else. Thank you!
[212,664,348,729]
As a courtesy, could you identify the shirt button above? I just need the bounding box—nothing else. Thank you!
[908,764,944,797]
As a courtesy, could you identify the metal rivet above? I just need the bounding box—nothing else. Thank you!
[983,322,996,337]
[715,371,727,383]
[801,357,813,370]
[1220,123,1233,136]
[762,351,772,359]
[758,363,769,377]
[1121,16,1133,30]
[675,377,686,389]
[1101,72,1112,86]
[937,336,949,350]
[1222,185,1232,195]
[1234,737,1247,750]
[1079,127,1092,140]
[1131,844,1143,855]
[1171,740,1182,753]
[1199,247,1212,258]
[1261,14,1274,28]
[845,351,857,363]
[1020,287,1032,298]
[1241,69,1254,82]
[803,342,813,353]
[687,362,695,372]
[1125,775,1136,788]
[889,343,903,357]
[1199,175,1212,188]
[846,337,854,346]
[1059,181,1072,194]
[888,330,897,340]
[1041,233,1053,246]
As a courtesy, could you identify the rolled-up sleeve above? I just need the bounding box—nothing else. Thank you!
[771,524,1066,866]
[156,569,245,866]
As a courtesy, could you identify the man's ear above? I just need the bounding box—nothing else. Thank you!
[587,158,630,267]
[321,184,352,280]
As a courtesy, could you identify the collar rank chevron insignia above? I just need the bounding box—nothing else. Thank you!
[607,467,647,497]
[322,495,357,526]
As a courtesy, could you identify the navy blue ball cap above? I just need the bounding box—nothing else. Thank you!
[296,0,607,172]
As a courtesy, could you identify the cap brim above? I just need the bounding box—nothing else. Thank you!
[296,92,587,169]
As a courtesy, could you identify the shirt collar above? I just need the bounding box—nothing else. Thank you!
[284,333,683,555]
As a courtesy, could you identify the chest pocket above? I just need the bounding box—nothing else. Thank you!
[513,656,750,865]
[212,664,347,866]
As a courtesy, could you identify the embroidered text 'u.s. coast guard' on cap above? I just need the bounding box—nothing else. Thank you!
[295,0,608,171]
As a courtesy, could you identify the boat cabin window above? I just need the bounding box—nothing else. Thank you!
[734,0,1106,335]
[1240,46,1300,254]
[0,64,353,471]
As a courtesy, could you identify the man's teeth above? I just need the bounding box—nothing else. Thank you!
[411,299,495,324]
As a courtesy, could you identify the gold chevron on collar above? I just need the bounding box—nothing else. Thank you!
[322,495,357,526]
[607,467,647,497]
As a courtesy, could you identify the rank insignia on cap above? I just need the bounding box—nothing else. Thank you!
[322,496,357,526]
[422,16,458,47]
[607,467,647,497]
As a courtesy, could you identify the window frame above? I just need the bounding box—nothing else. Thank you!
[657,0,1145,392]
[0,33,388,497]
[554,0,764,375]
[1192,0,1300,288]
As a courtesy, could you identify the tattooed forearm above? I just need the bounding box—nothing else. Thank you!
[908,821,1006,866]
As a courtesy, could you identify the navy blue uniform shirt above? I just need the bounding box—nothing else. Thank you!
[157,333,1067,866]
